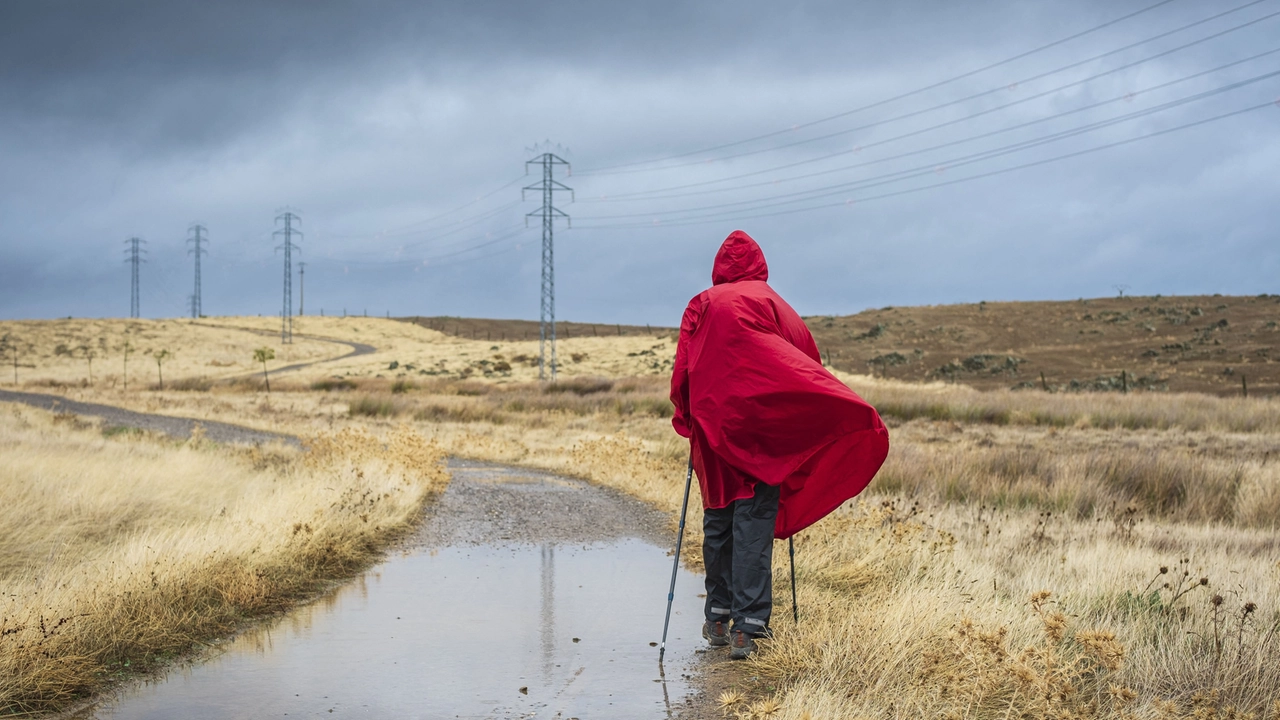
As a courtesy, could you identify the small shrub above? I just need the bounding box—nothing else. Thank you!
[311,378,357,392]
[545,377,614,396]
[453,382,490,396]
[169,376,213,392]
[348,395,402,417]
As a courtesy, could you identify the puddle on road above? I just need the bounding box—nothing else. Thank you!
[90,539,707,719]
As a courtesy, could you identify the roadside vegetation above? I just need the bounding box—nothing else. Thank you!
[5,313,1279,718]
[0,404,448,715]
[843,372,1280,433]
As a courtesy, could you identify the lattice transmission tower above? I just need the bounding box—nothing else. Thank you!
[274,211,302,343]
[123,237,146,318]
[523,151,572,381]
[187,224,208,318]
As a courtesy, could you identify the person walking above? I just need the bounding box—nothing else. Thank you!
[669,230,890,660]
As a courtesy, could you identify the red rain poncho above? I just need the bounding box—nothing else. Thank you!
[670,230,890,539]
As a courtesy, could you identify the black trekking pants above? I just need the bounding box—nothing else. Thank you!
[702,481,779,637]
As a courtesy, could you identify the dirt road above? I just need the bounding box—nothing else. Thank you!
[0,389,296,446]
[189,322,377,377]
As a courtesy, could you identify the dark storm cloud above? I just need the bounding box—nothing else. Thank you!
[1,0,1278,322]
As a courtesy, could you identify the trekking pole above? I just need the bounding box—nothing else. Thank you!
[789,536,799,624]
[659,454,695,663]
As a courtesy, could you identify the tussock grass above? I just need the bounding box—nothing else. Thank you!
[557,435,1280,718]
[877,434,1280,526]
[0,404,448,715]
[738,501,1280,719]
[342,376,674,423]
[332,377,1275,526]
[348,393,405,418]
[167,376,214,392]
[543,376,614,395]
[842,372,1280,433]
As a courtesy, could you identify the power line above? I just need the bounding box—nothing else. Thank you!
[123,237,146,318]
[575,67,1280,223]
[585,43,1280,204]
[579,0,1273,178]
[274,211,302,344]
[187,224,208,318]
[524,150,572,381]
[306,229,533,272]
[577,99,1278,229]
[307,222,528,267]
[324,177,526,243]
[576,0,1188,174]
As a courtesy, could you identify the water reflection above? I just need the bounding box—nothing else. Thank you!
[540,543,556,681]
[90,540,703,719]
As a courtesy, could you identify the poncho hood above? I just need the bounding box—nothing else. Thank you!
[712,230,769,285]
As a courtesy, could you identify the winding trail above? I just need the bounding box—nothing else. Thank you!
[190,321,377,377]
[265,336,376,376]
[0,389,297,446]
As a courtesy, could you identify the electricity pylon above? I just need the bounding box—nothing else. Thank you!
[274,211,302,343]
[298,262,306,316]
[523,151,572,381]
[124,237,146,318]
[187,224,208,318]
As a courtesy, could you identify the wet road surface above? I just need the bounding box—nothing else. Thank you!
[82,461,708,719]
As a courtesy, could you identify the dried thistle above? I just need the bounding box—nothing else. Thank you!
[1076,629,1126,671]
[718,689,745,712]
[745,697,781,717]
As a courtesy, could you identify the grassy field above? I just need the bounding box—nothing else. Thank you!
[810,293,1280,396]
[0,404,449,715]
[0,315,676,389]
[4,310,1279,718]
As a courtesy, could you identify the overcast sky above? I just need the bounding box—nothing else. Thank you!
[1,0,1277,323]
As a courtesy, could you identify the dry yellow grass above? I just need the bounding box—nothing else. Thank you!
[0,318,343,388]
[8,318,1280,717]
[0,315,677,390]
[0,403,449,715]
[837,370,1280,433]
[197,315,677,382]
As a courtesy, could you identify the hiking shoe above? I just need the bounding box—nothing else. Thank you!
[702,620,730,647]
[729,630,757,660]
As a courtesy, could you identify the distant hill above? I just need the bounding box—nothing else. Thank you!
[395,294,1280,397]
[807,294,1280,397]
[397,316,672,343]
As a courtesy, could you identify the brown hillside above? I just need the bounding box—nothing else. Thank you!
[808,294,1280,397]
[397,316,673,343]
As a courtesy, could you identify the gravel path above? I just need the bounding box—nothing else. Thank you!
[188,322,377,376]
[416,459,671,548]
[0,389,297,446]
[268,337,375,375]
